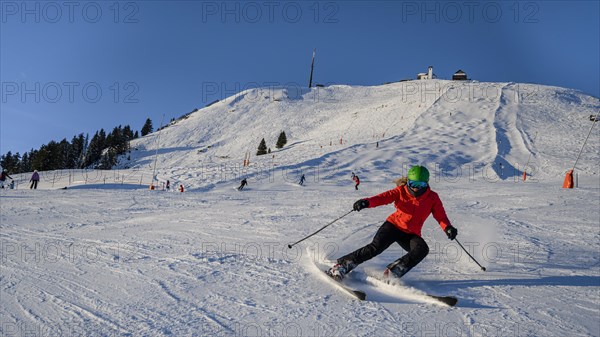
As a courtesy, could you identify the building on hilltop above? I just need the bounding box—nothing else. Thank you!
[452,70,468,80]
[417,66,434,80]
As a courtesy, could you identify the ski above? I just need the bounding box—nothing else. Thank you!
[425,294,458,306]
[322,271,366,301]
[308,248,366,301]
[363,270,457,306]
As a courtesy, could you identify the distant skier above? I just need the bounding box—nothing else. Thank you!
[30,170,40,189]
[327,165,457,281]
[166,180,170,191]
[179,184,185,193]
[0,169,13,189]
[238,178,248,191]
[352,174,360,190]
[299,174,306,186]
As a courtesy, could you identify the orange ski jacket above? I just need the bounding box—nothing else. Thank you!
[365,185,452,237]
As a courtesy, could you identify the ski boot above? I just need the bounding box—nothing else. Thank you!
[327,260,356,282]
[384,258,411,280]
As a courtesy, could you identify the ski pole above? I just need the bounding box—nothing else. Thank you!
[287,210,354,249]
[455,238,487,271]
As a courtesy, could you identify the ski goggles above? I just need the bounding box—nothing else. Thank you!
[408,180,428,189]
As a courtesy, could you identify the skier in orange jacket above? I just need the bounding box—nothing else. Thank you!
[328,165,457,280]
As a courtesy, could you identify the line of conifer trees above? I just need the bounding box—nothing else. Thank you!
[1,119,154,174]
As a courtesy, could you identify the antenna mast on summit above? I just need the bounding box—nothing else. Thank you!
[308,48,316,88]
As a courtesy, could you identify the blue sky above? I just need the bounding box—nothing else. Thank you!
[1,1,599,155]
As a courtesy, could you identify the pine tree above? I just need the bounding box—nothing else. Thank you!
[276,131,287,149]
[22,149,36,173]
[20,152,31,173]
[141,118,153,136]
[12,152,21,172]
[0,151,17,172]
[32,144,50,170]
[67,134,85,169]
[58,139,70,169]
[123,125,134,141]
[99,148,117,169]
[256,138,268,156]
[84,130,106,168]
[81,134,89,168]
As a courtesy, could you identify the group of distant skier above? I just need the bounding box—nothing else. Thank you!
[236,171,360,191]
[238,174,305,191]
[1,166,359,192]
[163,180,185,192]
[0,169,192,192]
[0,169,40,189]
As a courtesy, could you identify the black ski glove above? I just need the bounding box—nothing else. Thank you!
[445,226,457,240]
[353,199,369,212]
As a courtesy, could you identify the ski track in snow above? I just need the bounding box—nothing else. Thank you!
[1,81,599,336]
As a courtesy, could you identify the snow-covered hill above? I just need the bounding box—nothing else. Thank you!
[1,80,599,336]
[120,80,599,190]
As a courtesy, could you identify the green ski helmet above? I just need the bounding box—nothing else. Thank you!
[407,165,430,182]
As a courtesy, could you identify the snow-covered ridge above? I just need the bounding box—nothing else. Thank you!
[116,80,598,190]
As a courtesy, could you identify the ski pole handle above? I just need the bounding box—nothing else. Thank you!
[287,210,354,249]
[455,238,487,271]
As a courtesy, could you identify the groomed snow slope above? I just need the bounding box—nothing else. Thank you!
[1,178,599,336]
[119,80,599,190]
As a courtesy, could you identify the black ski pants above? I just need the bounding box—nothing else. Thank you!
[338,221,429,271]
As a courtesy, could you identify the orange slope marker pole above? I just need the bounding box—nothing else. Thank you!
[564,110,599,188]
